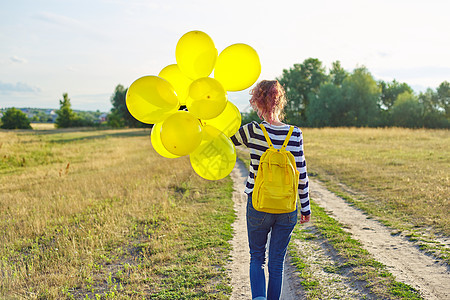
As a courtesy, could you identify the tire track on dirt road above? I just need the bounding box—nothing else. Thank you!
[310,178,450,300]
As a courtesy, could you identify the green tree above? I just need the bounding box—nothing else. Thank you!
[391,91,423,128]
[419,88,439,115]
[35,110,49,122]
[436,81,450,117]
[306,83,343,127]
[0,108,32,129]
[278,58,328,125]
[305,61,348,127]
[379,79,413,110]
[76,111,96,127]
[107,110,125,128]
[109,84,127,127]
[55,93,79,128]
[419,84,450,128]
[329,61,348,87]
[341,67,381,126]
[241,110,260,124]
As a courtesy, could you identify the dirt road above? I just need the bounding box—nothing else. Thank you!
[227,160,304,299]
[310,178,450,300]
[227,159,449,299]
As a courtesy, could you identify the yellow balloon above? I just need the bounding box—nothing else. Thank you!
[158,64,193,106]
[150,122,180,158]
[175,31,217,80]
[186,77,227,120]
[201,101,241,137]
[161,111,203,156]
[126,76,179,124]
[190,125,237,180]
[214,43,261,91]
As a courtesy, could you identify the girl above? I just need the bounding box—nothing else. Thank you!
[231,80,310,300]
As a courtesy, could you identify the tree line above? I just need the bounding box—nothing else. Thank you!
[0,93,105,129]
[1,57,448,129]
[258,58,448,128]
[53,93,106,128]
[49,88,148,129]
[108,59,448,129]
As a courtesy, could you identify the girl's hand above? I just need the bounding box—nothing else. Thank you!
[300,214,310,224]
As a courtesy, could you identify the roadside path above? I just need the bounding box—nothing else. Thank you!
[310,178,450,300]
[228,157,449,299]
[227,160,304,299]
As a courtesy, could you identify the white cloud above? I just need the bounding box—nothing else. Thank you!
[371,66,450,90]
[32,11,111,41]
[0,81,41,93]
[10,56,27,64]
[34,11,84,27]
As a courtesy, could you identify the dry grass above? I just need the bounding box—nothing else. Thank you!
[0,128,234,299]
[302,127,450,236]
[30,123,56,130]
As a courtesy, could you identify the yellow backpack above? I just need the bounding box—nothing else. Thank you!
[252,124,299,214]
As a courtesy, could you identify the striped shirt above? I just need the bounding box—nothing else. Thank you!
[231,121,311,216]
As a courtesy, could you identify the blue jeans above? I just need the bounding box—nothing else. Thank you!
[246,194,297,300]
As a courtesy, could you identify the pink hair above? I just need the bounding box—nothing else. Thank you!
[249,80,287,123]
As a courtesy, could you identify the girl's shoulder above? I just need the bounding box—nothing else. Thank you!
[245,121,302,136]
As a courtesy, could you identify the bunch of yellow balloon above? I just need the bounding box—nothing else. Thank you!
[126,30,261,180]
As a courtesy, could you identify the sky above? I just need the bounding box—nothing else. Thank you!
[0,0,449,113]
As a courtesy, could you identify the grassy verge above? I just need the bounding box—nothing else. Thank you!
[289,200,422,299]
[309,172,450,264]
[302,127,449,263]
[0,128,235,299]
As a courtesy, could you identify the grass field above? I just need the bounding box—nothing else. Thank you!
[303,128,449,236]
[1,126,448,299]
[0,128,234,299]
[303,127,450,264]
[237,127,449,238]
[30,123,56,130]
[236,127,448,298]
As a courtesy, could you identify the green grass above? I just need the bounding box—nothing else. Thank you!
[0,128,235,299]
[302,127,449,236]
[289,200,423,299]
[301,127,450,263]
[309,172,450,263]
[2,126,446,298]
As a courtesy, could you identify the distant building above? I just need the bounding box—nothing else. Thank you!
[99,113,108,123]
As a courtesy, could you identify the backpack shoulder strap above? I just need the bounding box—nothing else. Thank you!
[259,124,274,149]
[281,126,294,150]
